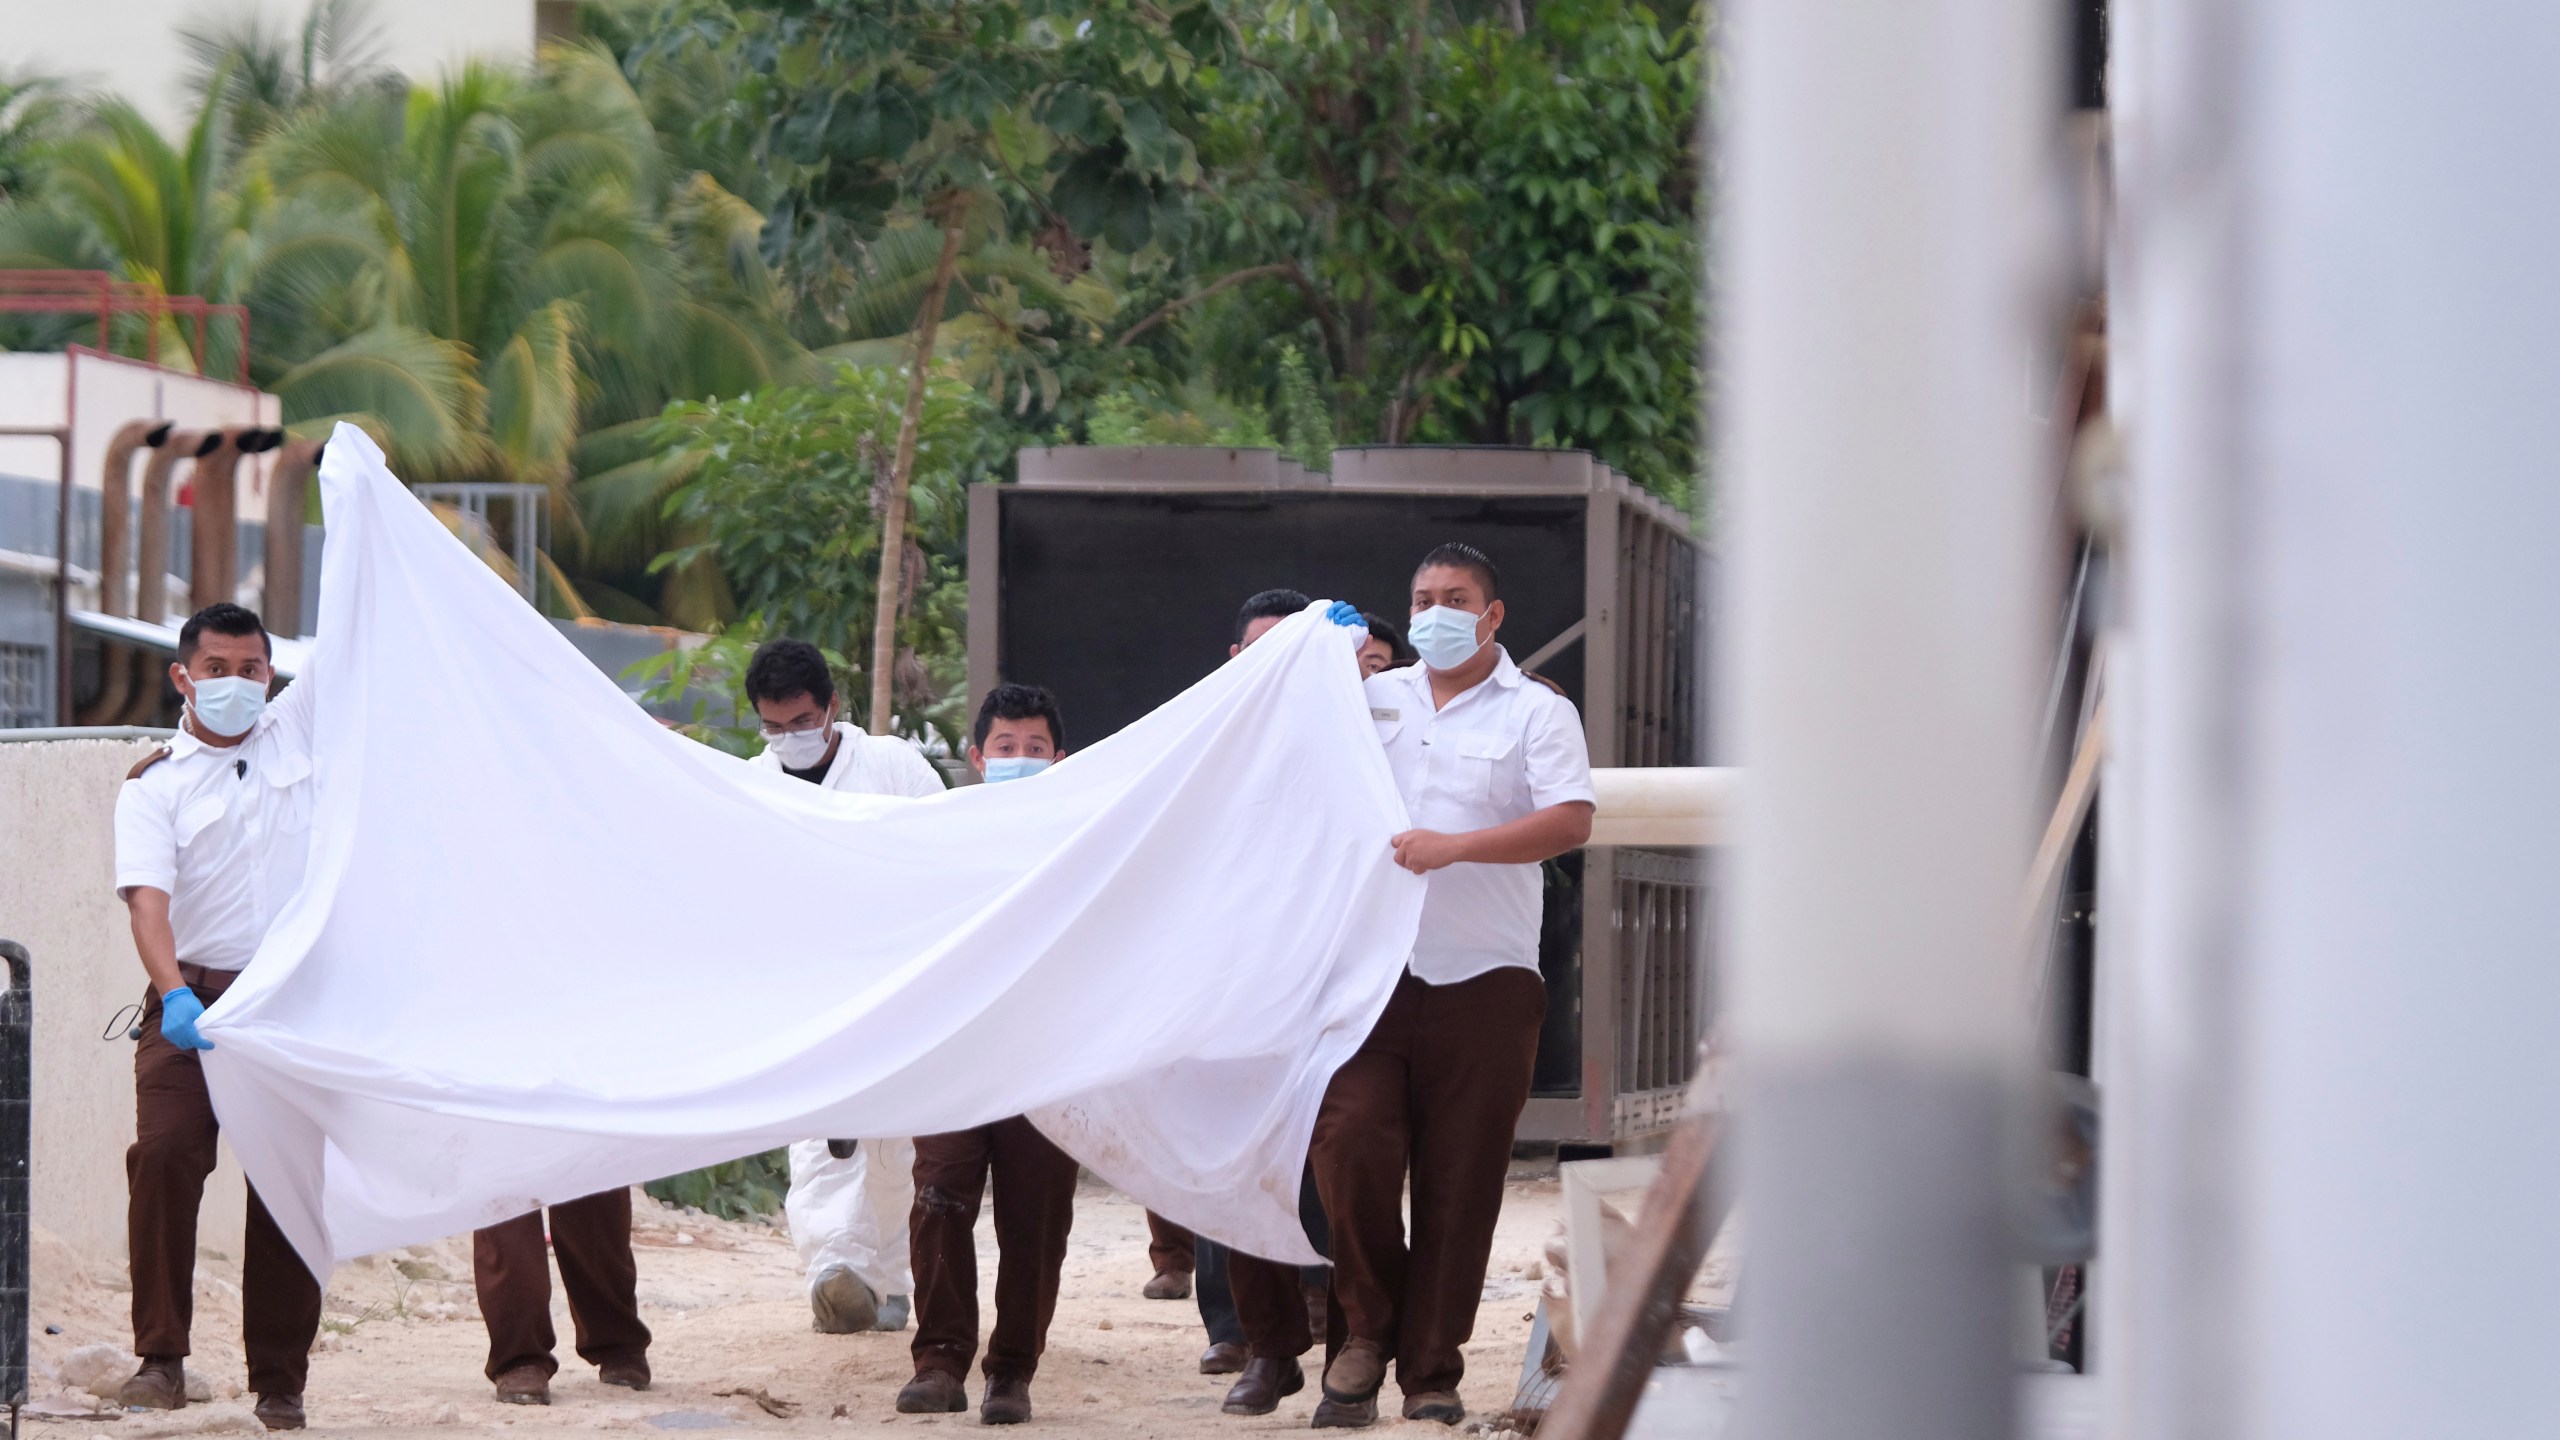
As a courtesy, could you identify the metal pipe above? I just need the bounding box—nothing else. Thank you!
[136,430,221,625]
[264,438,321,638]
[1722,1,2049,1437]
[95,420,171,618]
[80,422,177,726]
[186,428,268,614]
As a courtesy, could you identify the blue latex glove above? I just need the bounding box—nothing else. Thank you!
[160,986,214,1052]
[1326,600,1367,631]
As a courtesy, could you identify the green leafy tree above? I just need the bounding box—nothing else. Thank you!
[621,0,1235,727]
[0,70,77,203]
[647,362,998,744]
[1125,0,1704,502]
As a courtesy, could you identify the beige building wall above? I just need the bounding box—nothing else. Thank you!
[0,735,247,1263]
[14,0,540,135]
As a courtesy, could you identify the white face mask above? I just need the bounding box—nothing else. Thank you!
[187,674,268,738]
[1406,604,1488,672]
[982,755,1052,784]
[766,724,835,770]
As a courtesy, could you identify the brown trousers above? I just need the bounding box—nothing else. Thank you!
[1228,1159,1338,1362]
[128,968,323,1398]
[1310,967,1545,1397]
[1145,1212,1195,1277]
[472,1189,651,1381]
[909,1116,1079,1383]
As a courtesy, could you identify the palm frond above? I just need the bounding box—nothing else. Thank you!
[270,325,486,478]
[482,297,586,494]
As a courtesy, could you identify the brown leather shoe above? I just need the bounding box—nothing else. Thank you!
[1143,1267,1194,1301]
[254,1394,307,1431]
[1199,1341,1249,1375]
[1221,1356,1304,1416]
[1309,1393,1378,1428]
[980,1374,1032,1426]
[1319,1339,1385,1403]
[599,1357,651,1391]
[117,1358,187,1412]
[494,1364,552,1405]
[895,1369,968,1414]
[1401,1391,1465,1425]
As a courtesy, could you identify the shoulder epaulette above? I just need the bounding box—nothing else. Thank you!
[1523,671,1568,698]
[126,746,172,781]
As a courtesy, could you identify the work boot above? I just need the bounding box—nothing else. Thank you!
[1402,1392,1465,1425]
[599,1357,652,1391]
[1143,1267,1193,1301]
[1309,1394,1377,1429]
[253,1394,306,1431]
[494,1365,552,1405]
[980,1374,1033,1426]
[1199,1341,1248,1375]
[810,1266,881,1334]
[1320,1339,1386,1404]
[875,1293,912,1332]
[117,1358,186,1412]
[1221,1357,1304,1416]
[895,1370,967,1414]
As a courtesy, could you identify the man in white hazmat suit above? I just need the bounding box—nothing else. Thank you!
[745,638,948,1333]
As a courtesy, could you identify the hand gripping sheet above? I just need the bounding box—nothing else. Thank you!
[200,425,1420,1274]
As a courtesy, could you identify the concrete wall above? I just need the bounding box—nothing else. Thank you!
[0,735,246,1264]
[11,0,537,135]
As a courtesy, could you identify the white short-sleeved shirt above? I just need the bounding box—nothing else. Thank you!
[750,722,948,799]
[1366,647,1597,984]
[114,673,320,973]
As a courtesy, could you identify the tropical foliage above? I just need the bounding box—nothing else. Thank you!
[0,0,1706,626]
[646,362,998,743]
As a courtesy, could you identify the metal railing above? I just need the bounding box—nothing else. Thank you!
[414,484,548,605]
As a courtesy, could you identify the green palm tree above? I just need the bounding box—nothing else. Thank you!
[0,78,483,471]
[245,43,803,589]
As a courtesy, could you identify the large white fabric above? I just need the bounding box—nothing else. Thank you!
[198,425,1422,1274]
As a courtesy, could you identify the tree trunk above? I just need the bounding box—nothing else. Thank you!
[867,218,967,735]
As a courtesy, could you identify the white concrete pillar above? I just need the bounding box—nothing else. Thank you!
[2107,2,2560,1437]
[1721,0,2049,1435]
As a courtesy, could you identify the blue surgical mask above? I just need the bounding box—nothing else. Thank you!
[1406,605,1488,672]
[982,756,1052,784]
[188,674,269,738]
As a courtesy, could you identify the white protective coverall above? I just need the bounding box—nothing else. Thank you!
[751,724,946,1304]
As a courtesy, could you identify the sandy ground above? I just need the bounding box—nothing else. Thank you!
[22,1163,1570,1439]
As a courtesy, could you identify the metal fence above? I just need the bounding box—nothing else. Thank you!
[1609,847,1711,1136]
[413,484,548,605]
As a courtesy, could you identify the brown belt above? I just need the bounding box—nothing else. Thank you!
[176,961,243,996]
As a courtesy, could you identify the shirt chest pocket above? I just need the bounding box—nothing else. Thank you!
[1441,730,1519,808]
[263,751,315,833]
[173,792,232,848]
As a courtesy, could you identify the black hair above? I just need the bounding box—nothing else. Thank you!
[1413,541,1500,603]
[177,602,269,662]
[1234,588,1312,645]
[1361,612,1417,666]
[973,682,1066,752]
[744,638,835,709]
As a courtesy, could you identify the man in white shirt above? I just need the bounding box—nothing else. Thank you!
[1309,543,1596,1429]
[111,603,324,1431]
[746,638,947,1335]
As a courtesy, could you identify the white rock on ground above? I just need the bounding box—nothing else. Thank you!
[58,1342,138,1399]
